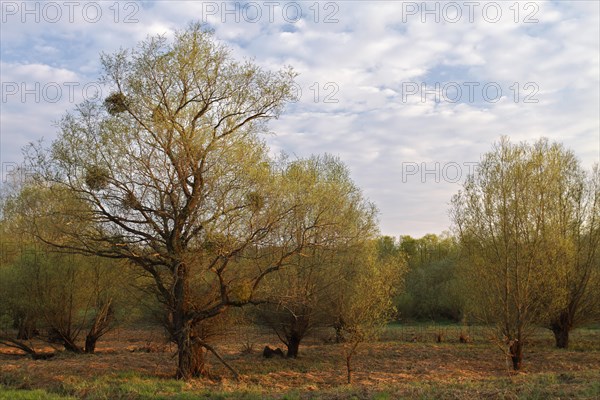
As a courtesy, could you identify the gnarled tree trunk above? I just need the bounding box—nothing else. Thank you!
[176,334,207,379]
[171,262,208,379]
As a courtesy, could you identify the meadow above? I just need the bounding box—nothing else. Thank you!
[1,324,599,399]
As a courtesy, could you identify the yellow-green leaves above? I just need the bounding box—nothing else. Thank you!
[451,136,599,363]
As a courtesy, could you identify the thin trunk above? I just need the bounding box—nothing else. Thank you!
[334,318,345,343]
[0,336,55,360]
[200,339,240,381]
[509,340,523,371]
[346,354,352,384]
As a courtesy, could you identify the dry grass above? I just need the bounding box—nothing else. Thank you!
[1,324,599,399]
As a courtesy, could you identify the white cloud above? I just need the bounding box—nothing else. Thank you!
[1,0,598,238]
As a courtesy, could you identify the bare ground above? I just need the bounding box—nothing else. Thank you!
[1,325,599,399]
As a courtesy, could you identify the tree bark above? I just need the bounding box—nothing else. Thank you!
[84,334,98,354]
[551,311,572,349]
[176,335,206,379]
[286,332,301,358]
[84,300,114,354]
[552,326,569,349]
[172,262,207,380]
[509,340,523,371]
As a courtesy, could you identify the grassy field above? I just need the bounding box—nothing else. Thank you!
[1,324,599,399]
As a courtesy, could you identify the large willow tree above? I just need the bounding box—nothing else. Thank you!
[22,23,347,379]
[451,137,599,370]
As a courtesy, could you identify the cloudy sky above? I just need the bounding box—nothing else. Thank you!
[1,0,599,237]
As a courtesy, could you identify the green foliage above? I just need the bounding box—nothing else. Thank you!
[21,22,387,378]
[0,186,131,351]
[0,242,127,348]
[451,136,600,366]
[338,238,405,383]
[253,154,379,356]
[340,247,402,341]
[395,233,463,322]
